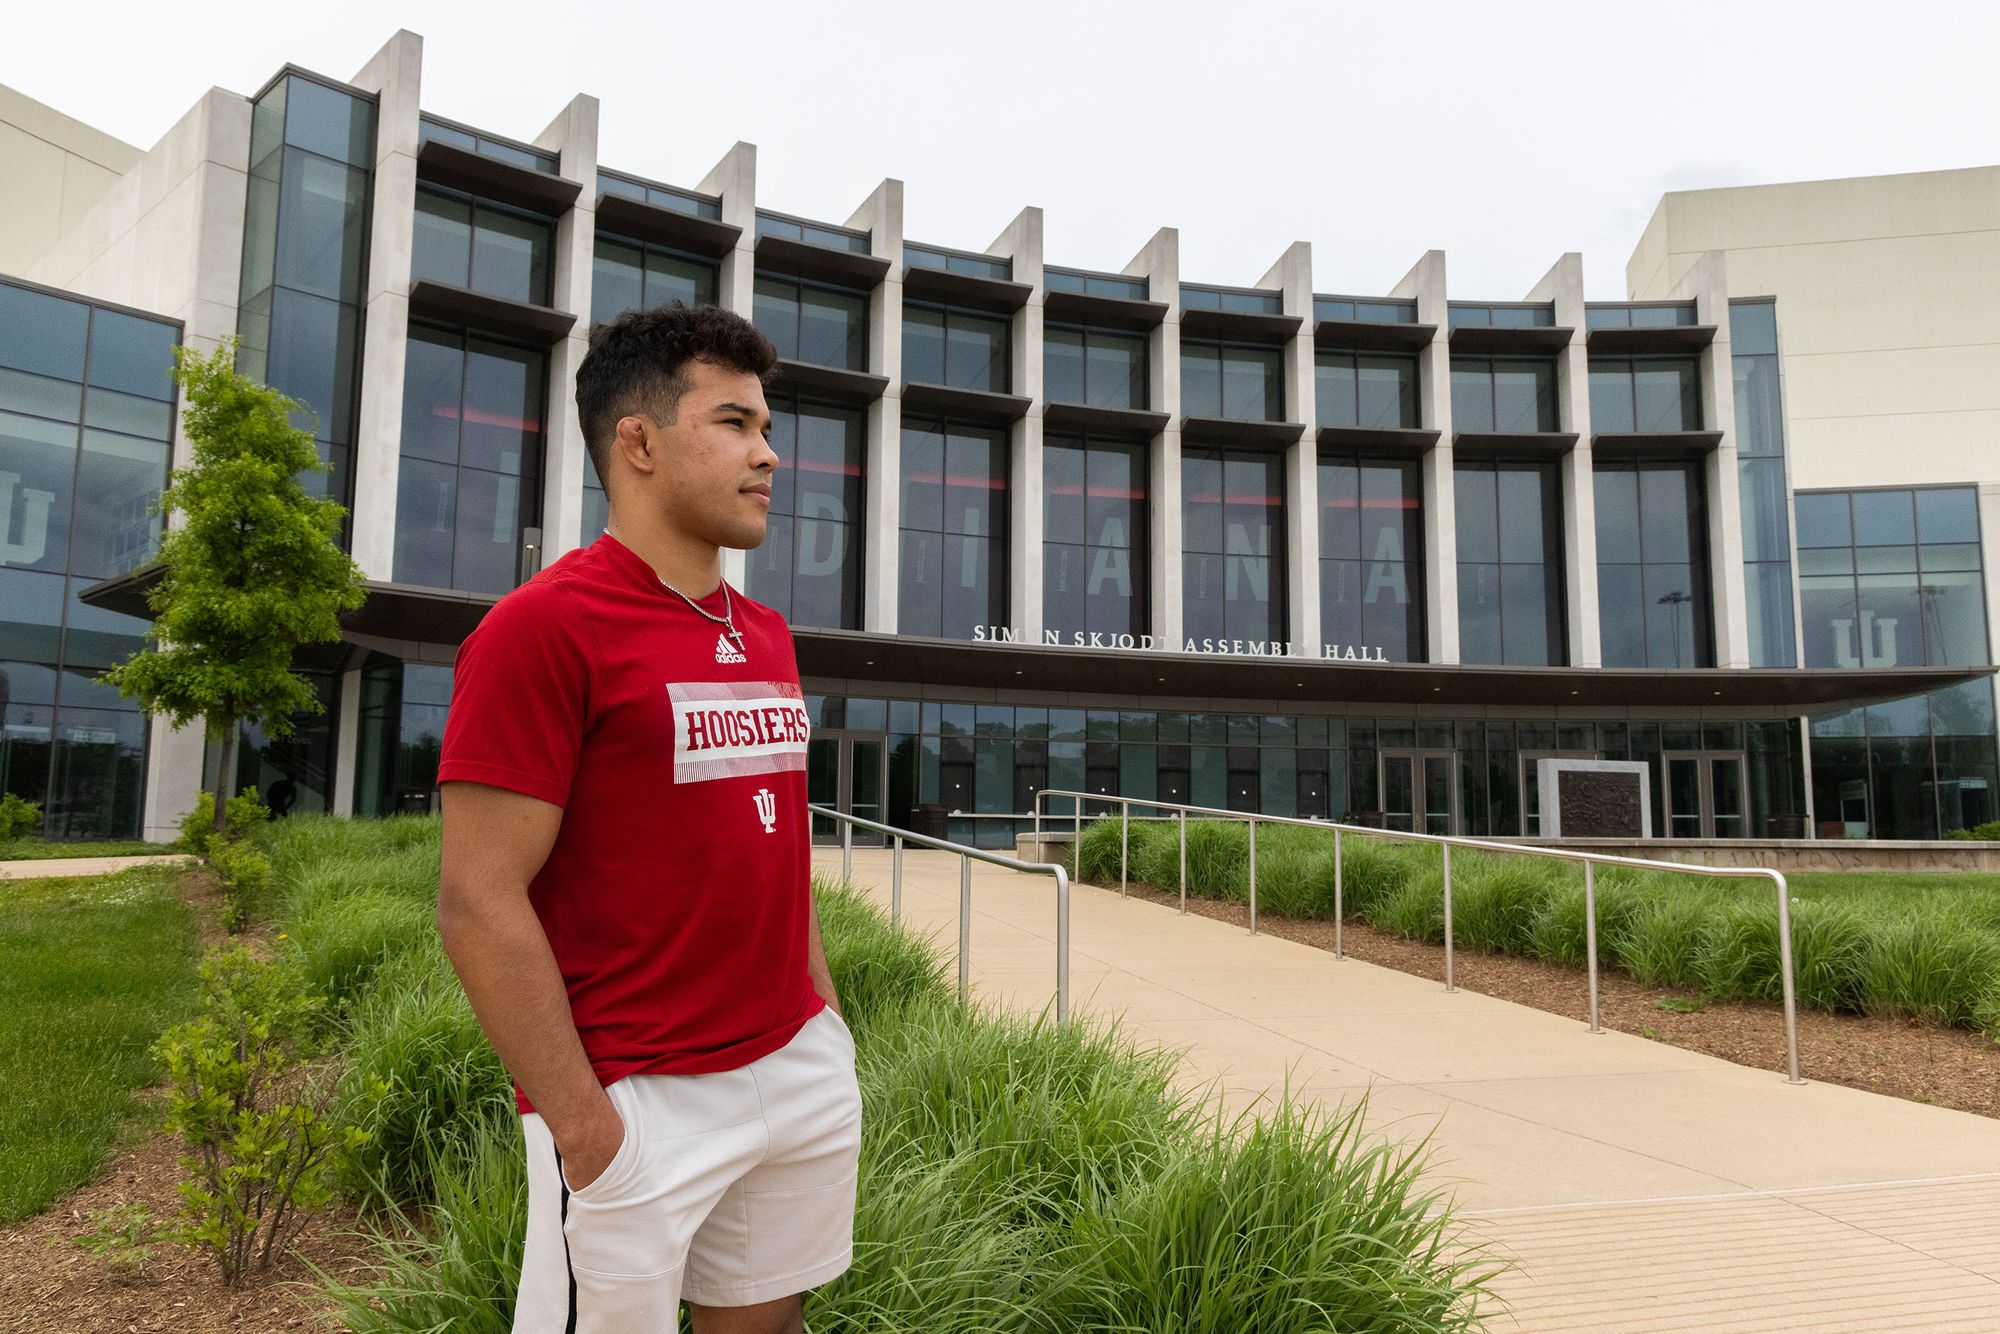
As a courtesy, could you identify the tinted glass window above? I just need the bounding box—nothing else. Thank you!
[746,399,864,628]
[899,421,1007,637]
[0,290,90,384]
[1318,454,1423,660]
[84,309,178,401]
[1183,447,1284,644]
[1456,460,1564,665]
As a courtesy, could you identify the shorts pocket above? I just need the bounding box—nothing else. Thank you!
[564,1079,643,1204]
[823,1005,856,1055]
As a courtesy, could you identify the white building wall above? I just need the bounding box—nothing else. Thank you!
[346,31,423,585]
[848,179,904,635]
[1627,167,2000,494]
[0,83,141,277]
[1127,228,1181,649]
[994,207,1045,643]
[536,94,599,567]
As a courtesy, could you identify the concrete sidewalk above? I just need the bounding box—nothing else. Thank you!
[815,845,2000,1332]
[0,854,188,881]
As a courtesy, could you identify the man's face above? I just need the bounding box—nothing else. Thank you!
[626,360,777,551]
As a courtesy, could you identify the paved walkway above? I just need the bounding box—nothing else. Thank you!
[0,854,189,881]
[814,845,2000,1332]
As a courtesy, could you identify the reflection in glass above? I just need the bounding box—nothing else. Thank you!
[1318,454,1422,659]
[1183,447,1284,644]
[1456,460,1563,665]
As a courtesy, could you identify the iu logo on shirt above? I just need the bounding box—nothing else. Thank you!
[753,787,777,833]
[714,633,747,665]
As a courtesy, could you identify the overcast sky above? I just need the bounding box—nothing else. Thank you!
[9,0,1997,297]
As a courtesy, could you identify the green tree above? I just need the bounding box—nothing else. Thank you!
[103,341,366,834]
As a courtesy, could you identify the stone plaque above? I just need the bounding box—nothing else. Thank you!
[1538,759,1653,839]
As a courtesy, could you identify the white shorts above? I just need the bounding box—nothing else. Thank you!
[513,1007,862,1332]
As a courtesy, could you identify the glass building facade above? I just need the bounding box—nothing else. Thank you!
[22,56,1997,847]
[0,279,177,839]
[237,73,375,512]
[1801,486,1998,837]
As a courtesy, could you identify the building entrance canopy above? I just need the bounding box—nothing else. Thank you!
[81,570,1990,716]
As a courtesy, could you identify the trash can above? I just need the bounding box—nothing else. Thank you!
[1768,814,1808,839]
[1348,811,1387,829]
[912,804,949,839]
[396,788,434,816]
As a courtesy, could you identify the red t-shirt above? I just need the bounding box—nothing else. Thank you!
[437,533,822,1111]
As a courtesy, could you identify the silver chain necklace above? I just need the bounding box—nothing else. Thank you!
[659,576,746,651]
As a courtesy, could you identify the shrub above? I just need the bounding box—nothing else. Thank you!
[152,946,371,1284]
[0,791,42,840]
[206,836,274,935]
[176,787,274,860]
[1947,819,2000,842]
[1859,916,2000,1027]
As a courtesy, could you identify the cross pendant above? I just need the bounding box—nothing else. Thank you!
[729,627,747,651]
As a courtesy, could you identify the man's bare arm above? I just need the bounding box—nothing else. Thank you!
[806,892,841,1018]
[437,781,622,1186]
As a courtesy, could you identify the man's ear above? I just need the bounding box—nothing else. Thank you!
[614,415,656,473]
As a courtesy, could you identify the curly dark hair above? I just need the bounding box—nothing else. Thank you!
[574,302,778,491]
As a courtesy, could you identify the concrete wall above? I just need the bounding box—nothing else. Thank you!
[0,83,140,277]
[1626,167,2000,494]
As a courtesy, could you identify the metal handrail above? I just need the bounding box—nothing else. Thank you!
[1032,789,1803,1085]
[809,804,1071,1023]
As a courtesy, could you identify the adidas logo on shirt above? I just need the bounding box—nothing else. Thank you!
[714,633,747,665]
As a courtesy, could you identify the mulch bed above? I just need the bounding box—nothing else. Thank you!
[0,865,378,1333]
[0,1123,372,1334]
[1105,880,2000,1119]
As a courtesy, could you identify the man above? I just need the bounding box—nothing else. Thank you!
[437,303,859,1334]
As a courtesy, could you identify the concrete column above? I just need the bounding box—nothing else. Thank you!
[1260,241,1317,657]
[698,142,758,588]
[347,30,423,583]
[140,715,210,843]
[1127,228,1181,649]
[1674,251,1751,668]
[1392,251,1456,663]
[534,96,598,566]
[1530,253,1599,668]
[331,667,363,817]
[993,207,1045,641]
[847,180,903,633]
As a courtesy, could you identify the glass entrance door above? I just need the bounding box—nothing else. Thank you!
[807,732,886,845]
[1381,749,1456,835]
[1664,751,1748,839]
